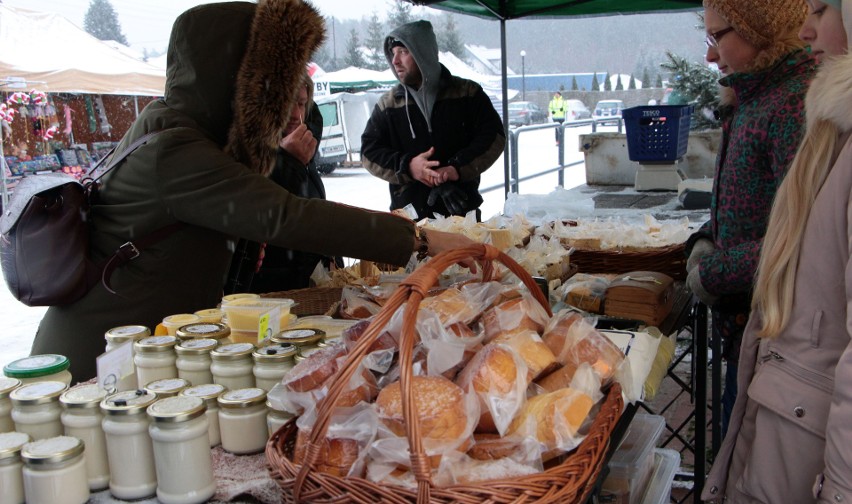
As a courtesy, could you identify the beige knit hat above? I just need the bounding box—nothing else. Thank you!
[703,0,807,49]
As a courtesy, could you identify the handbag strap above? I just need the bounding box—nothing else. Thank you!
[85,130,163,183]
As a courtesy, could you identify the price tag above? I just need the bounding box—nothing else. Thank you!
[96,341,134,394]
[257,305,281,344]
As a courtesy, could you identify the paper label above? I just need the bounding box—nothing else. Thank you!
[97,341,135,394]
[257,306,281,344]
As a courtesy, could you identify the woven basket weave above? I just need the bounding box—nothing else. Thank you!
[570,243,687,280]
[265,244,624,503]
[261,287,343,317]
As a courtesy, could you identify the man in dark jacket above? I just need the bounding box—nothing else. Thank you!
[361,20,505,221]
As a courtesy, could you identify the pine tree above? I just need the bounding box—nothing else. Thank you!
[628,75,636,89]
[655,74,664,88]
[591,73,600,91]
[603,72,612,91]
[641,68,651,88]
[343,29,366,68]
[365,11,386,71]
[660,51,722,130]
[615,74,623,90]
[439,14,465,58]
[84,0,128,45]
[387,0,413,29]
[571,76,578,91]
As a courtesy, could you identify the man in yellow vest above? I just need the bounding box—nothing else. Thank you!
[548,91,566,144]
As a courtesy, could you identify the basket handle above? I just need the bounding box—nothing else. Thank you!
[293,243,552,502]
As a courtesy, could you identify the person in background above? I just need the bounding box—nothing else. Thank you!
[685,0,815,435]
[703,1,852,501]
[548,90,566,144]
[225,72,341,294]
[31,1,475,382]
[361,20,504,221]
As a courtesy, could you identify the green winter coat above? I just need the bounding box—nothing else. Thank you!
[32,1,414,382]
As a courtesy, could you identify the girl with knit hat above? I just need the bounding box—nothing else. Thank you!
[703,1,852,502]
[684,0,817,439]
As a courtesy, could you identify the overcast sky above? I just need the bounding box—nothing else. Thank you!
[5,0,437,51]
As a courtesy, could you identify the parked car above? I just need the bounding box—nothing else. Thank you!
[564,99,592,120]
[508,101,547,126]
[593,99,625,124]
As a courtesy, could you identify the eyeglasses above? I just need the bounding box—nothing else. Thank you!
[705,26,735,48]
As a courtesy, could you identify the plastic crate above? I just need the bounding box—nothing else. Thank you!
[623,105,693,162]
[601,414,666,504]
[640,449,681,504]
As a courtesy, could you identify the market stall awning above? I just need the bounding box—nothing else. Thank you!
[409,0,703,19]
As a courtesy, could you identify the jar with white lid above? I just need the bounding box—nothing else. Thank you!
[180,383,225,447]
[217,388,268,454]
[59,384,109,490]
[176,322,232,344]
[100,389,158,500]
[175,338,217,385]
[134,335,178,387]
[3,354,72,386]
[10,381,67,440]
[271,328,325,352]
[144,378,190,399]
[252,344,297,392]
[147,396,215,504]
[0,431,30,504]
[210,343,256,390]
[266,400,293,438]
[0,377,22,433]
[162,314,202,336]
[21,435,89,504]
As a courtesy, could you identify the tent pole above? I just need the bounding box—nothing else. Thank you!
[134,96,139,117]
[500,15,510,201]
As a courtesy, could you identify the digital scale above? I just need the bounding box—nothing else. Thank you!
[634,159,685,191]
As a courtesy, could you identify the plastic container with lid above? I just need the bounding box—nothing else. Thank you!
[162,314,202,336]
[221,292,260,303]
[134,335,178,387]
[175,322,232,344]
[59,384,109,490]
[271,328,325,351]
[210,343,256,391]
[266,400,293,438]
[0,377,22,432]
[230,330,259,345]
[252,344,297,391]
[21,435,89,504]
[221,298,295,332]
[10,381,68,440]
[0,431,30,504]
[175,338,218,385]
[601,413,666,504]
[100,389,159,500]
[194,308,224,324]
[144,378,191,399]
[639,448,680,504]
[3,355,72,386]
[180,383,226,447]
[147,396,215,504]
[217,388,268,454]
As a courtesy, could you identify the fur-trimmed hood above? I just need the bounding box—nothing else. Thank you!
[163,0,325,176]
[805,52,852,133]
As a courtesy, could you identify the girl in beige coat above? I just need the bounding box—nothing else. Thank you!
[703,1,852,502]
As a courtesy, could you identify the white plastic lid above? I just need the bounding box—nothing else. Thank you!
[608,413,665,476]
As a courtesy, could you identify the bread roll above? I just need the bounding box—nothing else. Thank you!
[455,344,526,434]
[375,375,469,444]
[481,296,547,343]
[541,310,623,383]
[506,387,594,458]
[283,341,377,407]
[467,433,524,461]
[419,288,478,325]
[494,330,558,381]
[293,427,361,477]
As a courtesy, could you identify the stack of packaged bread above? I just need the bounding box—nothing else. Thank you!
[268,279,626,487]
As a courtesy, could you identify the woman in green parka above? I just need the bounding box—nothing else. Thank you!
[32,0,474,382]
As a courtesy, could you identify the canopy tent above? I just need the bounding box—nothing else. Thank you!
[406,0,703,196]
[314,67,398,95]
[0,5,165,96]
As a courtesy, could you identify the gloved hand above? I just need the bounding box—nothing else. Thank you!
[427,183,469,215]
[686,238,715,272]
[687,266,719,307]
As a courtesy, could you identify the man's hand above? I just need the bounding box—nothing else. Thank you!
[434,165,459,183]
[409,147,442,187]
[427,183,469,215]
[279,124,316,165]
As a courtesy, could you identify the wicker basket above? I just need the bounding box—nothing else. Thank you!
[570,243,687,280]
[261,287,343,317]
[265,244,624,503]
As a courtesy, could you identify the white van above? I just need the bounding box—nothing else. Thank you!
[315,92,380,174]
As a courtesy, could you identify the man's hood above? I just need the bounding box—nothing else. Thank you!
[384,20,441,87]
[163,0,325,176]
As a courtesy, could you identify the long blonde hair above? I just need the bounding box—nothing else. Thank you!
[753,119,839,337]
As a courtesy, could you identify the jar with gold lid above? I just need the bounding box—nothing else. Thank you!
[175,338,218,385]
[210,343,256,391]
[217,388,267,454]
[144,378,190,399]
[3,355,71,387]
[266,400,293,438]
[10,381,67,440]
[252,344,297,391]
[0,431,30,504]
[100,389,158,500]
[59,384,109,490]
[21,435,89,504]
[0,377,22,432]
[271,328,325,351]
[180,383,225,447]
[175,322,232,344]
[104,325,151,353]
[134,335,178,387]
[147,396,215,504]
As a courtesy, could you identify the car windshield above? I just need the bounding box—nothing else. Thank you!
[599,102,620,109]
[509,103,527,110]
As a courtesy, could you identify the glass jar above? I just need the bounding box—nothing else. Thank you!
[21,436,89,504]
[271,328,325,352]
[3,355,72,386]
[0,377,22,433]
[295,345,326,364]
[180,384,225,447]
[193,308,224,324]
[162,314,202,336]
[217,388,268,454]
[10,381,67,440]
[252,344,297,392]
[175,338,218,385]
[0,431,30,504]
[147,396,215,504]
[176,322,232,345]
[59,384,109,490]
[210,343,256,391]
[134,335,178,388]
[266,401,293,438]
[144,378,190,399]
[104,325,151,353]
[100,389,158,500]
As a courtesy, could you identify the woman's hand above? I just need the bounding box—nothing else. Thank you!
[420,228,479,273]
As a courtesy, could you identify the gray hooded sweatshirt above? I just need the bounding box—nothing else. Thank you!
[384,20,442,133]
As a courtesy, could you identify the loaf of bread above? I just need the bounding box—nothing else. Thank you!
[541,310,624,383]
[375,375,470,445]
[506,387,595,458]
[494,330,558,381]
[455,343,526,434]
[293,427,361,477]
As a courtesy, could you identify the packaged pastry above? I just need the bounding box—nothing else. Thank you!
[560,273,617,314]
[540,309,624,384]
[340,286,383,319]
[481,292,549,343]
[292,404,378,478]
[505,387,595,459]
[494,330,558,381]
